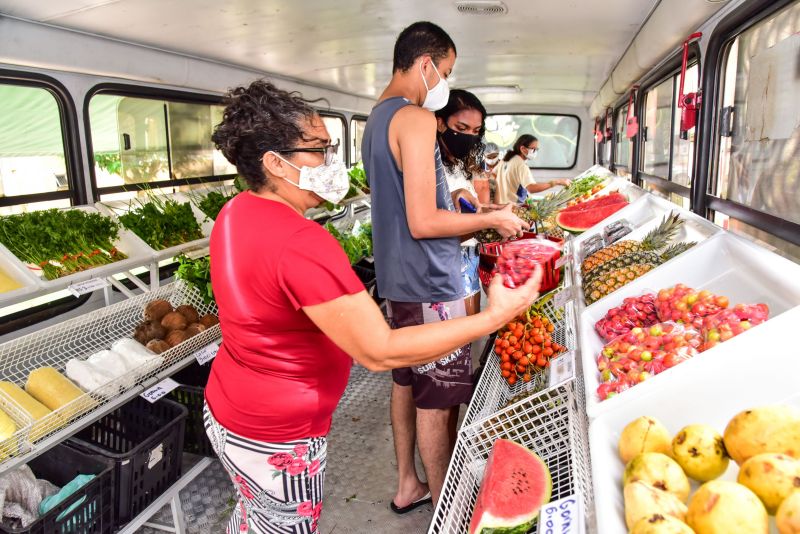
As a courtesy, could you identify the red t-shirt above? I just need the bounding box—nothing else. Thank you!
[204,192,364,442]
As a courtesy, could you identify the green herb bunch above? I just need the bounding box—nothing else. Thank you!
[115,191,204,250]
[175,254,213,304]
[566,174,604,197]
[0,209,127,280]
[324,221,372,265]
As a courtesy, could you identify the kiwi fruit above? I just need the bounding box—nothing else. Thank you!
[199,314,219,328]
[161,311,188,331]
[176,304,199,324]
[144,299,173,322]
[166,329,189,347]
[146,339,171,354]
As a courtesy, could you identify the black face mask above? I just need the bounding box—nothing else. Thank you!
[440,127,479,161]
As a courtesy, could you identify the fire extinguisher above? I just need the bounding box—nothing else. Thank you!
[678,32,703,140]
[626,86,639,138]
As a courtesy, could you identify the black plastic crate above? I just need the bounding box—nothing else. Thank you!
[168,362,213,457]
[0,443,114,534]
[66,397,187,527]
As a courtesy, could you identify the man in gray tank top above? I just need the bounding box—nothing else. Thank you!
[362,21,529,512]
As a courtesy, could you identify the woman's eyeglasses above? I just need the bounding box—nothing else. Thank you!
[276,140,340,165]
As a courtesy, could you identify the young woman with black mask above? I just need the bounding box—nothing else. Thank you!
[435,89,487,316]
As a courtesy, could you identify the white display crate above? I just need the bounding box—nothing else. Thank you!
[0,241,43,308]
[579,231,800,420]
[588,305,800,534]
[97,191,213,262]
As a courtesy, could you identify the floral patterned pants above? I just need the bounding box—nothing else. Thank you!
[204,403,327,533]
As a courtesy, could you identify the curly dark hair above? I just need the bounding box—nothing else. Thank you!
[393,21,456,73]
[435,89,487,177]
[211,79,318,191]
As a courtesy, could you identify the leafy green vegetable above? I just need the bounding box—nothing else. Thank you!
[113,190,203,250]
[0,209,126,280]
[567,174,604,197]
[324,221,372,265]
[175,254,214,304]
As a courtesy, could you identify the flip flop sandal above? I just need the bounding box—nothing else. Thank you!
[390,492,432,515]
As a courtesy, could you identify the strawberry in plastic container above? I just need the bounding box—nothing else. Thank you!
[700,303,769,351]
[594,293,659,342]
[495,238,562,291]
[655,284,729,329]
[595,322,701,401]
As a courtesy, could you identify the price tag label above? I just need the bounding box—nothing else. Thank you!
[553,286,576,309]
[68,278,110,297]
[555,253,573,270]
[194,342,219,365]
[140,378,179,403]
[548,351,576,388]
[185,247,210,260]
[538,494,585,534]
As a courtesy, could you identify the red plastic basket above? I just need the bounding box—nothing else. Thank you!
[478,233,564,294]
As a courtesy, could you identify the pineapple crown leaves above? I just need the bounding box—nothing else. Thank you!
[659,241,697,261]
[530,189,573,221]
[641,212,684,250]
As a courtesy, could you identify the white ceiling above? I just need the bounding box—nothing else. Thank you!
[0,0,659,107]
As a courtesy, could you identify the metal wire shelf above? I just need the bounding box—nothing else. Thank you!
[0,280,220,473]
[429,375,593,534]
[461,291,578,428]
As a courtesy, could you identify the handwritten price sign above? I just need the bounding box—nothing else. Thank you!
[140,378,179,403]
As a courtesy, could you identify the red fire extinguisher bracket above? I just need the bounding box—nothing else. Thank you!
[626,85,640,139]
[678,32,702,139]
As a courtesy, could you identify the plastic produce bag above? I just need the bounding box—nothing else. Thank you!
[496,238,562,290]
[655,284,730,329]
[595,322,702,401]
[594,293,659,342]
[699,303,769,351]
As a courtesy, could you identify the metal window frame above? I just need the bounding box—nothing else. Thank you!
[694,0,800,246]
[83,83,235,200]
[317,110,349,165]
[485,112,582,170]
[0,69,86,207]
[349,114,369,163]
[634,45,701,202]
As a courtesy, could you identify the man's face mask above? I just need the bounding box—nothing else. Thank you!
[420,60,450,111]
[271,152,350,204]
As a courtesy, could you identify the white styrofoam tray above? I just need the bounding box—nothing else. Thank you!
[19,205,156,291]
[0,241,43,307]
[97,192,213,261]
[579,231,800,420]
[588,305,800,534]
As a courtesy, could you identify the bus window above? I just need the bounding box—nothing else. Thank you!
[614,104,632,178]
[671,64,698,187]
[320,115,346,164]
[88,93,235,200]
[350,117,367,164]
[713,1,800,237]
[641,78,674,179]
[485,114,579,169]
[0,83,72,215]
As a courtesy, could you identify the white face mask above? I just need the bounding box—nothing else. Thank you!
[271,153,350,204]
[526,148,539,161]
[420,60,449,111]
[484,156,499,165]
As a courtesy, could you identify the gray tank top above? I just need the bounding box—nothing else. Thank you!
[362,97,462,303]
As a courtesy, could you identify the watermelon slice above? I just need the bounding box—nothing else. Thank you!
[560,192,627,214]
[469,439,552,534]
[556,200,629,233]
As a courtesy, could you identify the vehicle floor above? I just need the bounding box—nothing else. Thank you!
[136,338,487,534]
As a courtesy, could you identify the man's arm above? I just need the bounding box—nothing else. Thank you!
[390,107,525,239]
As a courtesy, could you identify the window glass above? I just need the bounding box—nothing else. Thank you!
[642,78,675,178]
[89,94,236,191]
[485,114,579,169]
[615,105,632,177]
[645,182,690,210]
[714,2,800,226]
[350,118,366,164]
[672,64,698,187]
[0,84,68,199]
[714,212,800,263]
[320,116,346,163]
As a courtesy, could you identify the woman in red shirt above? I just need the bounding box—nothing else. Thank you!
[204,80,542,534]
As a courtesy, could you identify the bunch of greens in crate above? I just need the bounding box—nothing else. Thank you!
[115,192,203,250]
[0,209,127,280]
[175,254,214,304]
[190,179,246,220]
[324,221,372,265]
[566,174,604,197]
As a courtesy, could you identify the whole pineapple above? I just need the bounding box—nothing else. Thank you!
[476,205,534,243]
[581,212,684,276]
[529,189,572,240]
[586,263,656,304]
[581,242,696,291]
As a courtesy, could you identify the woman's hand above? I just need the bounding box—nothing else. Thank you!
[550,178,572,188]
[488,204,529,239]
[452,188,481,212]
[485,266,543,324]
